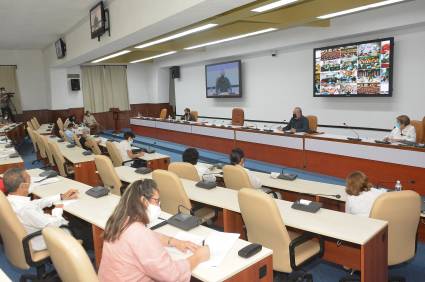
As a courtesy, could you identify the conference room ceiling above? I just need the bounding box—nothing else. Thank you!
[95,0,404,64]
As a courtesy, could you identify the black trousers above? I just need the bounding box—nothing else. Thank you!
[1,106,15,122]
[67,214,94,251]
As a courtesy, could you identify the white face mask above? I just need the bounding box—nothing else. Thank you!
[129,139,133,145]
[147,203,161,226]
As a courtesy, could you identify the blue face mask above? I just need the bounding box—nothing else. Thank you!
[395,122,400,129]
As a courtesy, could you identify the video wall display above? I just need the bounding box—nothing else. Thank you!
[314,38,393,97]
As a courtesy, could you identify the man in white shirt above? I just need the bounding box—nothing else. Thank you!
[229,148,281,198]
[117,131,144,164]
[4,168,78,251]
[384,115,416,143]
[83,110,100,134]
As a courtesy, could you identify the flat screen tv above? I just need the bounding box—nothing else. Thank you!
[90,1,106,39]
[205,60,242,98]
[55,38,66,59]
[313,37,394,97]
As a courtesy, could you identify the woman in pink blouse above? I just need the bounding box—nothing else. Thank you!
[98,179,210,282]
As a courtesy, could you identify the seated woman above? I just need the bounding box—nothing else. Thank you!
[230,148,281,199]
[383,115,416,143]
[345,171,386,217]
[98,179,209,282]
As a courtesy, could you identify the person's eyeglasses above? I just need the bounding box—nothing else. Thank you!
[149,197,160,204]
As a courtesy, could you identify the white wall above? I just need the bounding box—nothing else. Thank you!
[49,66,84,110]
[0,49,49,110]
[162,0,425,131]
[127,63,153,104]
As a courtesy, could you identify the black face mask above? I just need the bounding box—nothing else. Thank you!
[293,114,296,119]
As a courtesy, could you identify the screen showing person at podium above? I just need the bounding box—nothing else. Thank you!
[206,60,241,98]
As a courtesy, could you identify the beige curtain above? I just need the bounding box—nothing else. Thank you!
[0,65,22,114]
[81,65,130,113]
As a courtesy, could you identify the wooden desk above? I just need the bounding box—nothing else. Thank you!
[0,144,24,173]
[28,169,274,282]
[36,124,53,135]
[0,123,25,145]
[130,117,425,194]
[115,166,388,282]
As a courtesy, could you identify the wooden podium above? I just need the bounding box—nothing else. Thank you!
[110,107,120,133]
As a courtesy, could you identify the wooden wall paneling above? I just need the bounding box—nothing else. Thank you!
[305,150,425,195]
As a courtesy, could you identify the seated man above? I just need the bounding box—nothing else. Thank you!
[63,115,76,129]
[79,127,100,152]
[180,108,196,121]
[117,132,145,167]
[64,123,75,142]
[280,107,309,133]
[182,148,214,181]
[383,115,416,143]
[4,168,92,250]
[83,111,100,134]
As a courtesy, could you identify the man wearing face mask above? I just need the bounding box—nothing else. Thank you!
[83,110,100,134]
[117,131,144,164]
[180,108,195,122]
[383,115,416,143]
[3,168,94,250]
[280,107,309,133]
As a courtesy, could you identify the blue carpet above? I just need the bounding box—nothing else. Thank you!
[1,131,423,281]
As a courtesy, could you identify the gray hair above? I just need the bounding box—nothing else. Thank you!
[3,168,26,193]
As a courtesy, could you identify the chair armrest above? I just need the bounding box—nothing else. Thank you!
[265,190,279,199]
[289,232,324,271]
[22,230,49,267]
[122,159,134,165]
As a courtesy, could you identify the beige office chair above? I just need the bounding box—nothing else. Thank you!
[106,141,124,167]
[238,188,323,274]
[33,131,47,163]
[168,162,201,182]
[232,108,245,126]
[26,120,34,130]
[95,155,123,195]
[42,227,98,282]
[40,135,55,167]
[370,191,421,266]
[223,165,252,190]
[88,139,102,155]
[33,117,41,129]
[26,126,38,153]
[190,111,199,121]
[0,191,51,281]
[48,140,74,177]
[159,108,168,119]
[411,120,423,144]
[31,118,39,130]
[306,115,318,132]
[57,118,64,131]
[152,170,215,222]
[73,134,82,147]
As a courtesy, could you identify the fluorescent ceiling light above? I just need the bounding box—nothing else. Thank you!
[130,51,177,63]
[317,0,407,19]
[184,28,277,50]
[135,23,218,49]
[91,50,131,63]
[251,0,298,13]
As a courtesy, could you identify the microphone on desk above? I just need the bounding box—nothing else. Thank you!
[277,167,298,181]
[343,122,362,141]
[313,193,342,199]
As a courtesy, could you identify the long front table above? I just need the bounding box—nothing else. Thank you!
[130,117,425,195]
[115,165,388,282]
[28,169,273,282]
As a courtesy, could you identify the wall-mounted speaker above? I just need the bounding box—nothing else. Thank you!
[170,66,180,79]
[70,79,80,91]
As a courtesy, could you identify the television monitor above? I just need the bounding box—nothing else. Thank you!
[313,37,394,97]
[55,38,66,59]
[205,60,242,98]
[90,1,106,39]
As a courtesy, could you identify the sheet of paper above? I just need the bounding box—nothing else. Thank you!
[29,177,61,193]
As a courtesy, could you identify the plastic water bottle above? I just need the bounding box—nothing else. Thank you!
[395,180,402,191]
